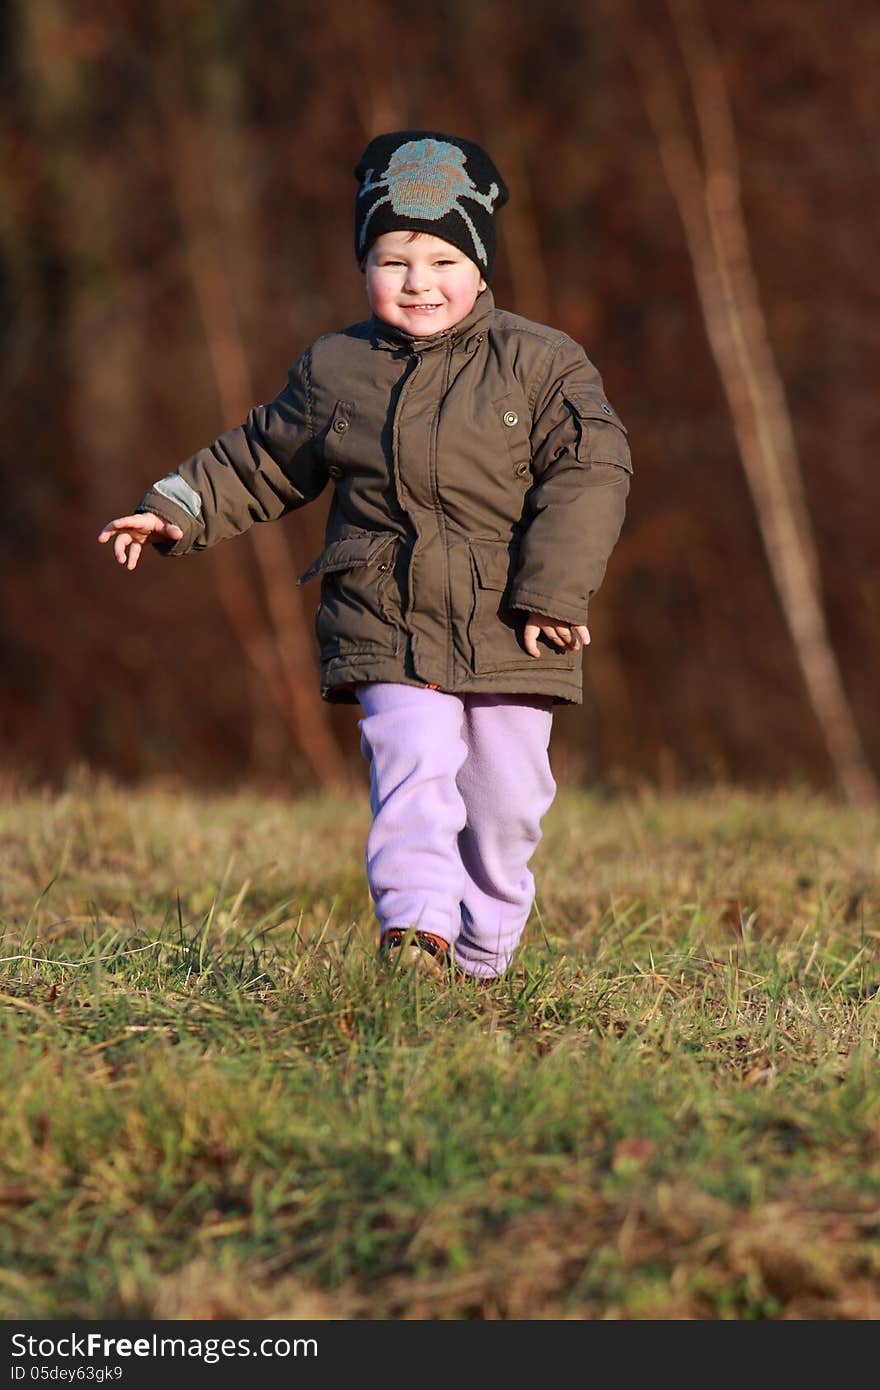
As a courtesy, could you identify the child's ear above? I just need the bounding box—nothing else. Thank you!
[479,275,487,292]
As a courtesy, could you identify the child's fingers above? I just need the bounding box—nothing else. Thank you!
[99,513,182,542]
[113,532,132,566]
[100,513,183,568]
[525,619,590,656]
[99,515,144,541]
[541,624,574,650]
[525,613,590,659]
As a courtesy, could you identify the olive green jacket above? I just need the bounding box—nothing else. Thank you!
[136,289,632,704]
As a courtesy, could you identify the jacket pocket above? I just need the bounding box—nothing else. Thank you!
[297,530,402,655]
[562,388,632,472]
[466,538,524,674]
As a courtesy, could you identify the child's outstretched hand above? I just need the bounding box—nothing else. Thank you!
[523,612,590,659]
[97,511,183,571]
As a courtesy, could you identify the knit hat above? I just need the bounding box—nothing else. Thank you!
[354,130,508,281]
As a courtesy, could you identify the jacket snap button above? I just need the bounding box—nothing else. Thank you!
[377,562,389,572]
[334,418,349,433]
[327,464,343,477]
[503,411,518,427]
[515,461,529,477]
[602,404,613,415]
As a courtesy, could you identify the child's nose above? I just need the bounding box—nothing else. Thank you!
[403,266,430,293]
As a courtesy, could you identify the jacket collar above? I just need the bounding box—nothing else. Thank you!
[370,288,495,353]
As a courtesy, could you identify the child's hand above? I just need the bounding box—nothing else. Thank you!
[97,512,184,571]
[523,612,590,659]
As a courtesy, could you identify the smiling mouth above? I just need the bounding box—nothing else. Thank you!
[403,303,443,311]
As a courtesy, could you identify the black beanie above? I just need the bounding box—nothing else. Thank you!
[354,130,508,281]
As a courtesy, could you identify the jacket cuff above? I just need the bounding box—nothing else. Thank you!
[508,589,589,626]
[135,490,195,556]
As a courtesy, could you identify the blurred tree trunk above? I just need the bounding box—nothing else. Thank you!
[327,0,405,133]
[625,0,878,804]
[153,59,350,791]
[453,0,551,322]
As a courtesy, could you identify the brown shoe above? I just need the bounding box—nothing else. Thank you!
[379,928,452,978]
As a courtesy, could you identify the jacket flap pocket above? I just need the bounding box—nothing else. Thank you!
[562,388,627,432]
[297,531,397,586]
[562,388,631,470]
[470,539,514,592]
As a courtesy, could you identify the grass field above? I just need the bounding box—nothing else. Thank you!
[1,773,879,1320]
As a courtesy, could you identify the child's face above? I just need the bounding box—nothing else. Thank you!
[364,231,487,337]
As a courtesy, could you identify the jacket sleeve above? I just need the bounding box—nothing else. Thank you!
[134,347,327,556]
[508,336,632,624]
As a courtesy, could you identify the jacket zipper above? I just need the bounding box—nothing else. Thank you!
[391,352,422,636]
[429,340,455,688]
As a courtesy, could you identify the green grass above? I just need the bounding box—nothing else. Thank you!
[1,773,879,1319]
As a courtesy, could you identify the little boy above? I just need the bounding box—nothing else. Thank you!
[100,131,632,980]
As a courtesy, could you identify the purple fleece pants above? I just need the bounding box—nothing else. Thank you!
[356,682,556,979]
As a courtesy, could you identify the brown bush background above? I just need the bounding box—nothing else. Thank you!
[2,0,877,794]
